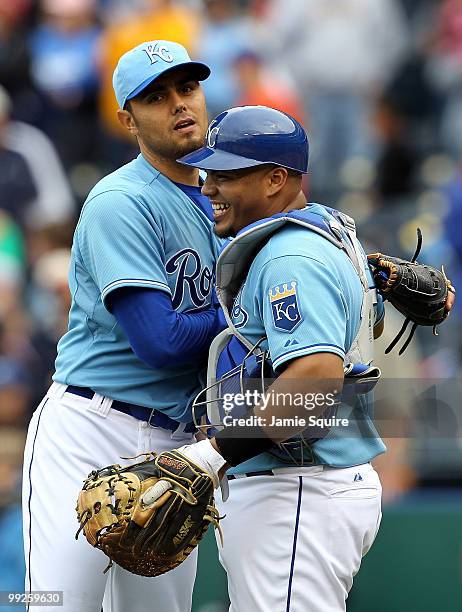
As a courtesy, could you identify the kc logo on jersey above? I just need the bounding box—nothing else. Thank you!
[269,281,302,332]
[143,43,174,65]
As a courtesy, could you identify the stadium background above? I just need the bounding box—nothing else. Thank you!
[0,0,461,610]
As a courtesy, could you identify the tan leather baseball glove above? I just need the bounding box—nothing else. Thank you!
[76,450,221,577]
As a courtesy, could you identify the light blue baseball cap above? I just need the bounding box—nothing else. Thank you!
[113,40,211,109]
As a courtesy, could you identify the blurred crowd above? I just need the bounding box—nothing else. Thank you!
[1,0,462,598]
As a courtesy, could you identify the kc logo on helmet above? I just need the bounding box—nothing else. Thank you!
[207,123,220,148]
[144,43,174,65]
[269,281,302,332]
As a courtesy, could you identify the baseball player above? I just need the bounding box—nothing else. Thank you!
[174,106,387,611]
[22,41,224,612]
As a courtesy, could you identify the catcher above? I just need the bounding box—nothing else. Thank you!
[76,108,455,586]
[76,234,455,583]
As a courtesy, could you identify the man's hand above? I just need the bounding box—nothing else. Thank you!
[177,439,228,487]
[445,279,456,315]
[368,251,455,353]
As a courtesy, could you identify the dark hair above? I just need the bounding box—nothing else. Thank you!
[257,164,302,178]
[286,168,303,178]
[231,164,303,180]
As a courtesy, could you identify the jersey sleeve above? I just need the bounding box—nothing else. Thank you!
[256,255,348,371]
[77,190,170,307]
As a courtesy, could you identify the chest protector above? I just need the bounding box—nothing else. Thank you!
[194,206,381,434]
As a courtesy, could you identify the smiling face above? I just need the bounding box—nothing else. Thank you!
[202,165,298,237]
[118,67,209,163]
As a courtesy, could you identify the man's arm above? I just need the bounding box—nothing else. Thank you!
[211,352,343,475]
[179,352,344,484]
[109,287,226,369]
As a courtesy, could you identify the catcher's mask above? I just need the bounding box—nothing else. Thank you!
[192,330,271,435]
[192,330,324,466]
[192,327,384,467]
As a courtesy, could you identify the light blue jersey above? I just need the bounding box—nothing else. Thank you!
[221,204,385,474]
[54,154,221,421]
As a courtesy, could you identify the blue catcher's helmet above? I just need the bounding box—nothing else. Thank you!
[178,105,309,173]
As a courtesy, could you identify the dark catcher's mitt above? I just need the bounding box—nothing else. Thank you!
[76,450,220,577]
[368,230,455,354]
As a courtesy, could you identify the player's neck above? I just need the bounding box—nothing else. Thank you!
[280,190,307,213]
[141,148,201,186]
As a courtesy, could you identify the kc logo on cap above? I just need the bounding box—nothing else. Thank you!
[113,40,210,109]
[143,43,174,65]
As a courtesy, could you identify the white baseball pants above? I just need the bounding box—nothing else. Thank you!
[216,463,382,612]
[22,382,197,612]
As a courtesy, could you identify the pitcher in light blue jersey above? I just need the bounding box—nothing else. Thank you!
[54,153,221,420]
[174,106,386,612]
[22,41,226,612]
